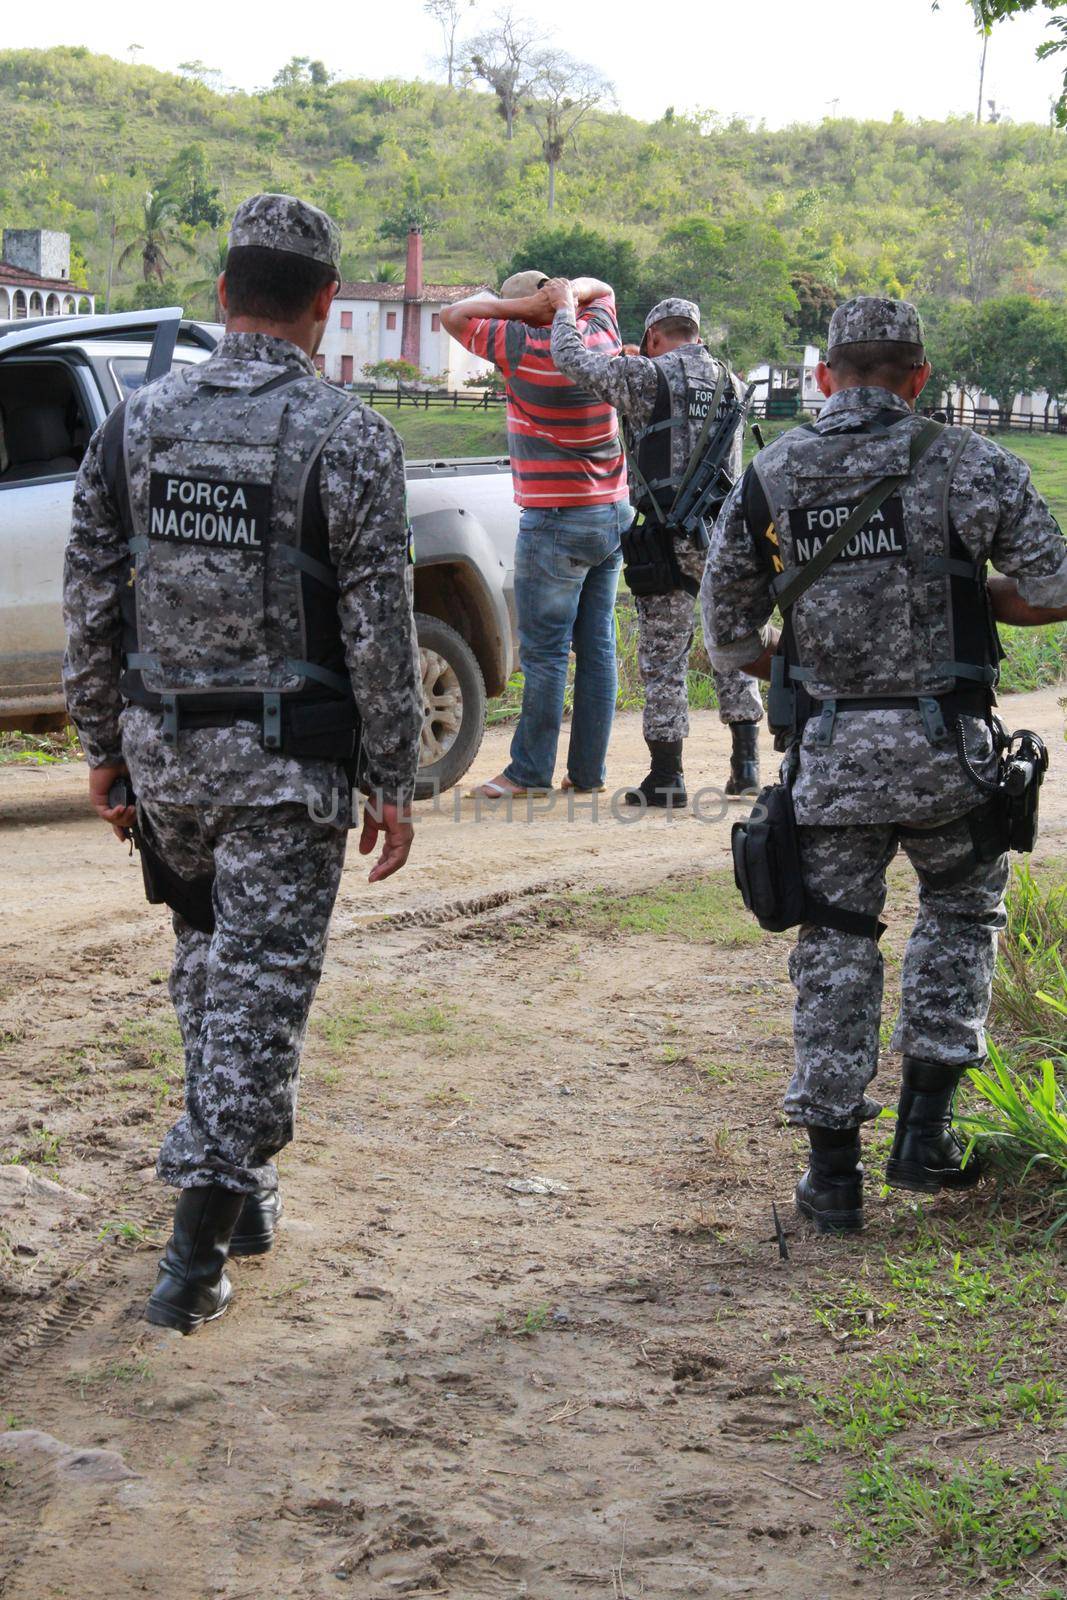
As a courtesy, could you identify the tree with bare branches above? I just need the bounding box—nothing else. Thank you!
[525,51,611,212]
[425,0,476,88]
[462,10,546,140]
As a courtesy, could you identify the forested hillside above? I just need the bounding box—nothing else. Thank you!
[3,46,1067,363]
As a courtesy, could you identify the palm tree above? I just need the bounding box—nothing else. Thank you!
[374,263,403,283]
[185,233,229,322]
[117,191,192,283]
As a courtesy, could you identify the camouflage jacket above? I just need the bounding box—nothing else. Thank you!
[63,332,422,810]
[550,309,744,507]
[702,387,1067,825]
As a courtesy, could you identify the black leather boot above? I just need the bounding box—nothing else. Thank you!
[885,1058,982,1193]
[795,1126,864,1234]
[725,722,760,796]
[229,1187,282,1257]
[144,1185,244,1333]
[624,738,687,808]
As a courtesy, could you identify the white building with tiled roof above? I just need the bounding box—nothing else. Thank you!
[0,230,95,320]
[319,228,492,388]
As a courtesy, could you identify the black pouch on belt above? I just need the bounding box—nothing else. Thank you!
[731,776,808,932]
[620,513,681,597]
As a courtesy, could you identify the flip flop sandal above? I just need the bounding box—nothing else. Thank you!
[467,779,533,799]
[560,776,606,793]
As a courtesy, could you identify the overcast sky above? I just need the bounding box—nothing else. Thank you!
[8,0,1067,128]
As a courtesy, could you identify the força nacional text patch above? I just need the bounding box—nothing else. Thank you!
[787,494,907,564]
[147,472,270,550]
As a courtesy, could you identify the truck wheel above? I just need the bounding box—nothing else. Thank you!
[414,613,487,800]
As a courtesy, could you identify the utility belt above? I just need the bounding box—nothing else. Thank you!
[620,510,709,598]
[767,654,994,751]
[125,685,361,763]
[731,720,1049,939]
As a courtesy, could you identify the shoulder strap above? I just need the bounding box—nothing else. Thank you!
[100,397,134,543]
[771,418,942,614]
[251,367,317,397]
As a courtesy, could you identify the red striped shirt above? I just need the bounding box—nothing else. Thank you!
[461,293,628,508]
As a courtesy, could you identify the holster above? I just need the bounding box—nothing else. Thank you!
[134,812,216,935]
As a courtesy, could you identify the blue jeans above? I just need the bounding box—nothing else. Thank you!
[505,501,629,790]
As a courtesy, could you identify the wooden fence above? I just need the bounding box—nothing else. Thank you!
[354,382,1067,435]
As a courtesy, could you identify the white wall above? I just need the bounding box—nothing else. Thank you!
[322,296,493,386]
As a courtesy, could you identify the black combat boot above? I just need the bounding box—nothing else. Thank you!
[795,1126,864,1234]
[624,738,687,808]
[885,1058,983,1193]
[144,1185,245,1333]
[724,722,760,797]
[229,1187,283,1257]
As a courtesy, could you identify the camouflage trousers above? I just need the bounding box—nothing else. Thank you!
[636,537,762,740]
[785,810,1009,1129]
[141,800,348,1193]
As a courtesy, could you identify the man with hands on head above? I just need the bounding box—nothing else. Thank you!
[548,277,764,807]
[442,271,631,798]
[64,193,422,1333]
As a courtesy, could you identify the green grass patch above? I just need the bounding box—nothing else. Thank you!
[845,1452,1067,1584]
[0,728,81,765]
[371,401,507,460]
[794,1202,1067,1590]
[119,1016,183,1074]
[997,624,1067,693]
[563,871,761,947]
[316,990,488,1061]
[990,863,1067,1051]
[1000,433,1067,527]
[4,1127,62,1169]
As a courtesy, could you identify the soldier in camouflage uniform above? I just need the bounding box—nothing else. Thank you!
[549,286,763,806]
[63,194,422,1328]
[702,295,1067,1232]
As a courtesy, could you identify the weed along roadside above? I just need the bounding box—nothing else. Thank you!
[0,692,1065,1595]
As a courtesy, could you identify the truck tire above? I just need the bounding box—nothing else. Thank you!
[414,612,487,801]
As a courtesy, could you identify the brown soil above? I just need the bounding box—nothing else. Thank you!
[1,694,1064,1600]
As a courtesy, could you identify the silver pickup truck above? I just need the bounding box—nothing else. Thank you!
[0,309,518,797]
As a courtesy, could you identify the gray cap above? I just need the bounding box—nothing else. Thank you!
[828,295,924,351]
[644,297,701,335]
[499,269,549,298]
[228,192,341,275]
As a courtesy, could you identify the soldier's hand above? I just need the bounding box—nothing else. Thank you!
[544,277,575,314]
[621,343,640,357]
[359,799,414,882]
[89,761,136,842]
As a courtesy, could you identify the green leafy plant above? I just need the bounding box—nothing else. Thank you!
[991,864,1067,1048]
[961,1041,1067,1237]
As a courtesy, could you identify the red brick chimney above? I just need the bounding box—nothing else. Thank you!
[401,226,423,369]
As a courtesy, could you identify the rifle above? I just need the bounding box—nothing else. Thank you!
[670,381,759,549]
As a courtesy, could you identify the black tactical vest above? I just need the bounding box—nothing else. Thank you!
[101,365,361,761]
[748,411,1001,740]
[631,344,735,520]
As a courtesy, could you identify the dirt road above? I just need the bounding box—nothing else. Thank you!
[1,696,1064,1599]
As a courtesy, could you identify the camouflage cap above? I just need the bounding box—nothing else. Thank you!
[644,297,701,334]
[228,193,341,275]
[827,295,924,351]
